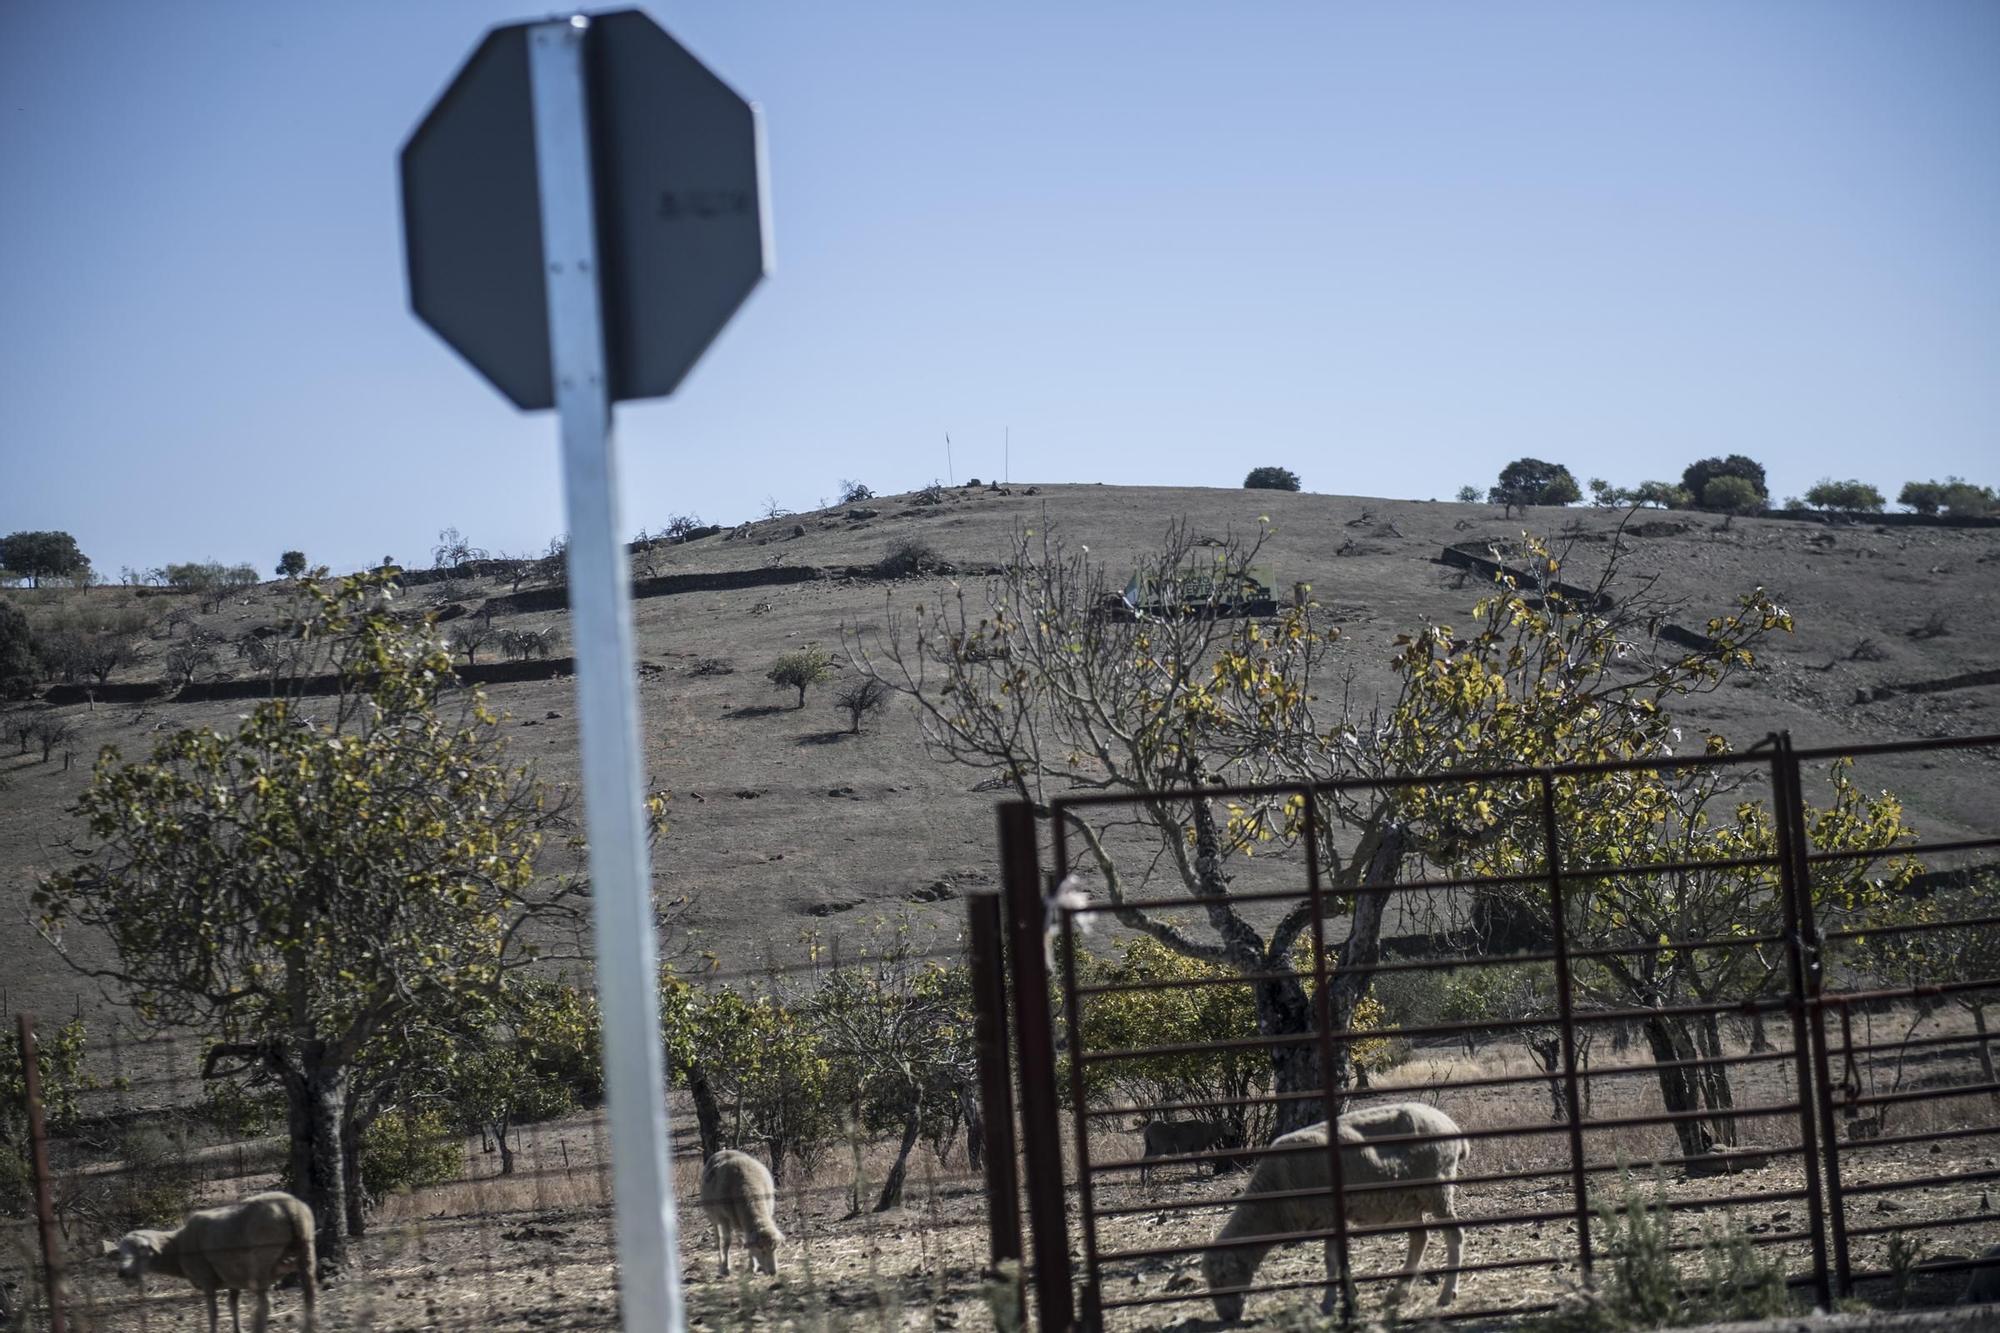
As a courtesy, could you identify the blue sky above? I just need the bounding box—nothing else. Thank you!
[3,1,1996,578]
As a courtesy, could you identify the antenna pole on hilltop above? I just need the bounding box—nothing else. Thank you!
[1005,425,1009,485]
[945,432,954,486]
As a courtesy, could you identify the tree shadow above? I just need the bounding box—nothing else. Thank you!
[723,704,788,720]
[796,730,854,747]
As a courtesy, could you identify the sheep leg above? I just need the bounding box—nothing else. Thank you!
[1318,1239,1339,1316]
[718,1219,733,1276]
[252,1288,272,1333]
[1395,1227,1429,1303]
[202,1289,220,1333]
[1436,1220,1463,1307]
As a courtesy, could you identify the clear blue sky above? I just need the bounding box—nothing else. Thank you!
[4,1,1996,578]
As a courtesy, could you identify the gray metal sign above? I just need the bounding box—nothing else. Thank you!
[401,9,770,409]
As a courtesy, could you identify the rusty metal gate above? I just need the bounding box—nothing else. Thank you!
[967,731,2000,1329]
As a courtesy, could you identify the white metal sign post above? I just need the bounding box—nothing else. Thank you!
[528,19,682,1333]
[401,10,769,1330]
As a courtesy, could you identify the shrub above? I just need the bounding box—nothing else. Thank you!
[0,600,40,684]
[1803,479,1884,512]
[768,646,832,707]
[835,676,890,733]
[1490,458,1581,508]
[1898,479,1944,515]
[1681,455,1768,509]
[1701,475,1764,514]
[107,1123,202,1230]
[1905,476,1999,518]
[875,537,942,578]
[276,551,308,578]
[1454,485,1482,503]
[1626,480,1691,510]
[839,479,874,504]
[1243,466,1301,492]
[361,1108,463,1198]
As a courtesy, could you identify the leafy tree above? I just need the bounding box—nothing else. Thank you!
[1803,479,1884,513]
[1626,480,1692,510]
[768,646,832,708]
[1903,476,1999,518]
[1489,458,1581,509]
[1701,475,1765,515]
[0,599,39,692]
[1243,466,1301,492]
[1897,480,1944,515]
[0,532,90,588]
[667,983,836,1186]
[811,940,977,1209]
[2,1016,90,1212]
[851,521,1796,1132]
[1455,485,1483,504]
[32,571,584,1266]
[38,606,146,685]
[1681,456,1768,509]
[834,676,889,733]
[276,551,308,579]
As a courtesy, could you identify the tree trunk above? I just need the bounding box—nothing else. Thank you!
[1748,1011,1774,1054]
[1643,1015,1714,1159]
[1532,1038,1564,1121]
[875,1106,923,1212]
[494,1118,517,1176]
[288,1062,350,1272]
[340,1108,367,1237]
[1696,1015,1737,1146]
[960,1082,984,1172]
[688,1068,724,1160]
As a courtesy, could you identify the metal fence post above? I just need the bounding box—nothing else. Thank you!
[1775,733,1853,1298]
[1538,775,1595,1282]
[967,892,1025,1308]
[16,1013,68,1333]
[1301,789,1356,1322]
[999,801,1075,1332]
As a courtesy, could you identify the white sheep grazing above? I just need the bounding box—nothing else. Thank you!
[1139,1119,1232,1186]
[104,1189,318,1333]
[700,1149,785,1276]
[1204,1103,1469,1321]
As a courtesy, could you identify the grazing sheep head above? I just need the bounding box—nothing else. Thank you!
[103,1231,171,1284]
[749,1236,780,1275]
[1203,1245,1247,1322]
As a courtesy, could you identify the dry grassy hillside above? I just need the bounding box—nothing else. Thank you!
[4,483,1998,1030]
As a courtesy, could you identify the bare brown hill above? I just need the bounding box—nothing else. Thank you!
[5,483,1998,1031]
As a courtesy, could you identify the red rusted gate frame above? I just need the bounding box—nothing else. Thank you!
[982,730,2000,1329]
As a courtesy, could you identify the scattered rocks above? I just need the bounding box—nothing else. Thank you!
[732,789,763,800]
[804,897,863,917]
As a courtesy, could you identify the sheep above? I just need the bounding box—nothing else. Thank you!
[103,1189,317,1333]
[1204,1103,1469,1321]
[700,1149,785,1277]
[1138,1118,1232,1186]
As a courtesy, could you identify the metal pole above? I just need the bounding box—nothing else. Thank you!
[1777,733,1853,1298]
[1768,740,1834,1311]
[967,893,1024,1291]
[16,1013,68,1333]
[1301,789,1356,1323]
[999,801,1075,1332]
[1538,775,1594,1282]
[529,18,683,1331]
[1057,897,1104,1332]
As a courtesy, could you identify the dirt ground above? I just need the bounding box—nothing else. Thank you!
[5,485,1999,1030]
[17,1006,2000,1333]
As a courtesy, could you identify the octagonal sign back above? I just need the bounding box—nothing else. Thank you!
[401,9,770,410]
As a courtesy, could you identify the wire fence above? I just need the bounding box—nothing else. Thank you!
[4,974,1010,1333]
[987,730,2000,1329]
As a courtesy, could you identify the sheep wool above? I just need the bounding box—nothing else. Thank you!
[700,1149,785,1277]
[1204,1103,1469,1321]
